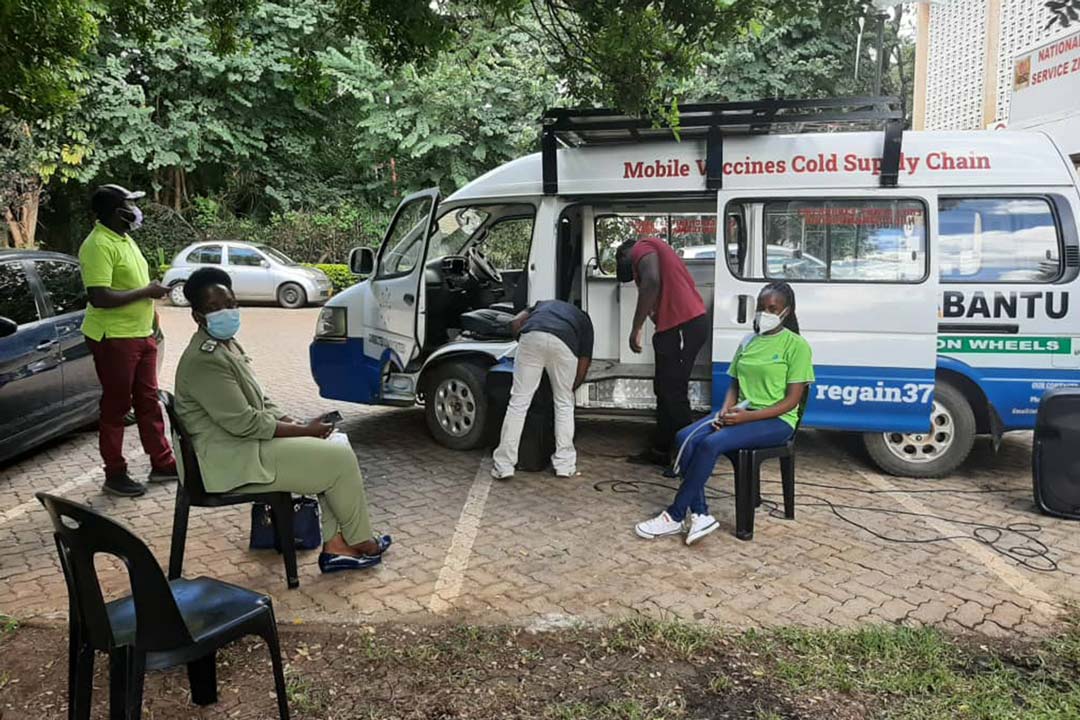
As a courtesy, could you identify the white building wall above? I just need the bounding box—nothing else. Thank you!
[925,0,1071,130]
[924,0,989,130]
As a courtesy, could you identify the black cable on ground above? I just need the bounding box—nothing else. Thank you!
[591,475,1058,573]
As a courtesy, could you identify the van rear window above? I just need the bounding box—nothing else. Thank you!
[594,212,716,274]
[762,199,928,283]
[939,197,1061,283]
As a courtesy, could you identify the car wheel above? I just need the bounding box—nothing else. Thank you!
[425,361,489,450]
[277,282,307,309]
[169,282,189,307]
[863,382,976,478]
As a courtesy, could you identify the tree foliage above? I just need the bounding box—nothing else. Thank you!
[3,0,914,254]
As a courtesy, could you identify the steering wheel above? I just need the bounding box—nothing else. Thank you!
[466,246,503,285]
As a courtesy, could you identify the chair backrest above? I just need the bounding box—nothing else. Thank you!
[159,390,213,502]
[36,493,192,652]
[793,383,811,433]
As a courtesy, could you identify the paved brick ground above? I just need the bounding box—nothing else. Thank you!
[1,305,1076,638]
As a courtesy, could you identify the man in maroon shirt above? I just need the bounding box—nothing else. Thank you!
[616,237,708,466]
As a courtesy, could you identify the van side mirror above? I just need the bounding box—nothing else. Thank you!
[0,316,17,338]
[349,247,376,276]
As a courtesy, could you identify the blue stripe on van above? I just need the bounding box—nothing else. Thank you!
[937,356,1080,430]
[712,363,936,433]
[310,338,387,404]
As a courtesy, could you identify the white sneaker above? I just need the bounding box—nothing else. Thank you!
[685,513,719,545]
[635,511,684,539]
[491,468,513,481]
[555,468,579,478]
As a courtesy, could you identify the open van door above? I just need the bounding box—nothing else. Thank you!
[365,188,440,370]
[714,188,940,435]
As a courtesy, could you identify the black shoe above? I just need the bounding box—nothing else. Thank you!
[626,450,668,467]
[103,473,147,497]
[147,467,179,483]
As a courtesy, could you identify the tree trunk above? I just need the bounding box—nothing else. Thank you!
[174,167,183,212]
[3,182,41,249]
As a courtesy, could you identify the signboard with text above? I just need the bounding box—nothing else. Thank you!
[1010,27,1080,129]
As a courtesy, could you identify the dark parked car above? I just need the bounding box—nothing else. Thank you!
[0,250,100,463]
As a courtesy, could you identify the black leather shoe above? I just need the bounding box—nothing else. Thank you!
[147,467,179,483]
[103,473,147,497]
[626,450,668,467]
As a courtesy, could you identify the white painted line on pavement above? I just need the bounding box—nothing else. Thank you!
[429,456,494,614]
[0,468,100,527]
[842,457,1060,617]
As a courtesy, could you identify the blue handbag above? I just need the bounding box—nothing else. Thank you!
[249,496,322,551]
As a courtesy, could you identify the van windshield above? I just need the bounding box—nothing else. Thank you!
[429,207,491,260]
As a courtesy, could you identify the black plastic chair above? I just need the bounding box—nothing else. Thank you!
[732,391,808,541]
[36,492,290,720]
[159,390,300,589]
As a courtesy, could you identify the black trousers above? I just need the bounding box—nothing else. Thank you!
[651,314,709,455]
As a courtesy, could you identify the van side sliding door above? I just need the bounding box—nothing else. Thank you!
[714,188,940,433]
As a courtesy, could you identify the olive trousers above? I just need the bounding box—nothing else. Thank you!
[235,437,373,546]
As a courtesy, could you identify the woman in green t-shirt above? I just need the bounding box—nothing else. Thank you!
[635,282,814,546]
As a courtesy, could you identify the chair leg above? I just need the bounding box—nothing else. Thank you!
[753,457,763,508]
[108,647,146,720]
[187,651,218,706]
[168,484,191,580]
[262,611,291,720]
[781,454,796,520]
[68,622,94,720]
[734,452,754,541]
[270,497,300,589]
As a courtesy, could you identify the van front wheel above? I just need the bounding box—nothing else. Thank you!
[425,362,489,450]
[862,382,975,478]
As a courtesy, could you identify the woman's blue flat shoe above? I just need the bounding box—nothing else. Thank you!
[318,551,382,574]
[376,534,393,553]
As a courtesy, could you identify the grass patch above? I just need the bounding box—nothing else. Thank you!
[1,616,1078,719]
[284,671,326,714]
[607,616,717,659]
[545,697,687,720]
[753,620,1080,719]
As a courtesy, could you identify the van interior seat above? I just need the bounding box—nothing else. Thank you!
[459,308,515,340]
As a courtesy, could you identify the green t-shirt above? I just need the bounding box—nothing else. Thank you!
[727,329,815,429]
[79,223,154,341]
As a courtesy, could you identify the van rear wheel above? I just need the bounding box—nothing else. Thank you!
[863,382,975,478]
[425,362,489,450]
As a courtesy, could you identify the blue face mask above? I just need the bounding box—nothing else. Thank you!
[205,308,241,340]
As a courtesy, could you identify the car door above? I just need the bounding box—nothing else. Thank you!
[30,257,99,415]
[364,188,440,368]
[0,260,63,448]
[715,188,940,433]
[226,244,275,300]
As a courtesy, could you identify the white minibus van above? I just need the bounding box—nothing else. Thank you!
[310,98,1080,478]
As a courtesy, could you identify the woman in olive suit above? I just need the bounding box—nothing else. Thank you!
[174,267,390,573]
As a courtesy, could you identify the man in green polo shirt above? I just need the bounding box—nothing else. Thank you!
[79,184,177,497]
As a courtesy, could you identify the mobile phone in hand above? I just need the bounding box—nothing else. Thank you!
[322,410,343,424]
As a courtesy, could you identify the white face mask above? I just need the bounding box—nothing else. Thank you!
[753,309,787,335]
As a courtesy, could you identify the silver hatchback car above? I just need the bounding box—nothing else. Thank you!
[163,241,331,309]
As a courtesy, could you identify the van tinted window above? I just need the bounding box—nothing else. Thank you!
[762,199,927,283]
[939,198,1061,283]
[595,212,716,274]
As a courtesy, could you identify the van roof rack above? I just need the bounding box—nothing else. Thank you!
[539,96,905,194]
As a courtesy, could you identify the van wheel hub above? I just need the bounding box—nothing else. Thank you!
[434,379,476,438]
[881,401,954,464]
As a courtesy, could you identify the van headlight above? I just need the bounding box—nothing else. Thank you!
[316,306,346,338]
